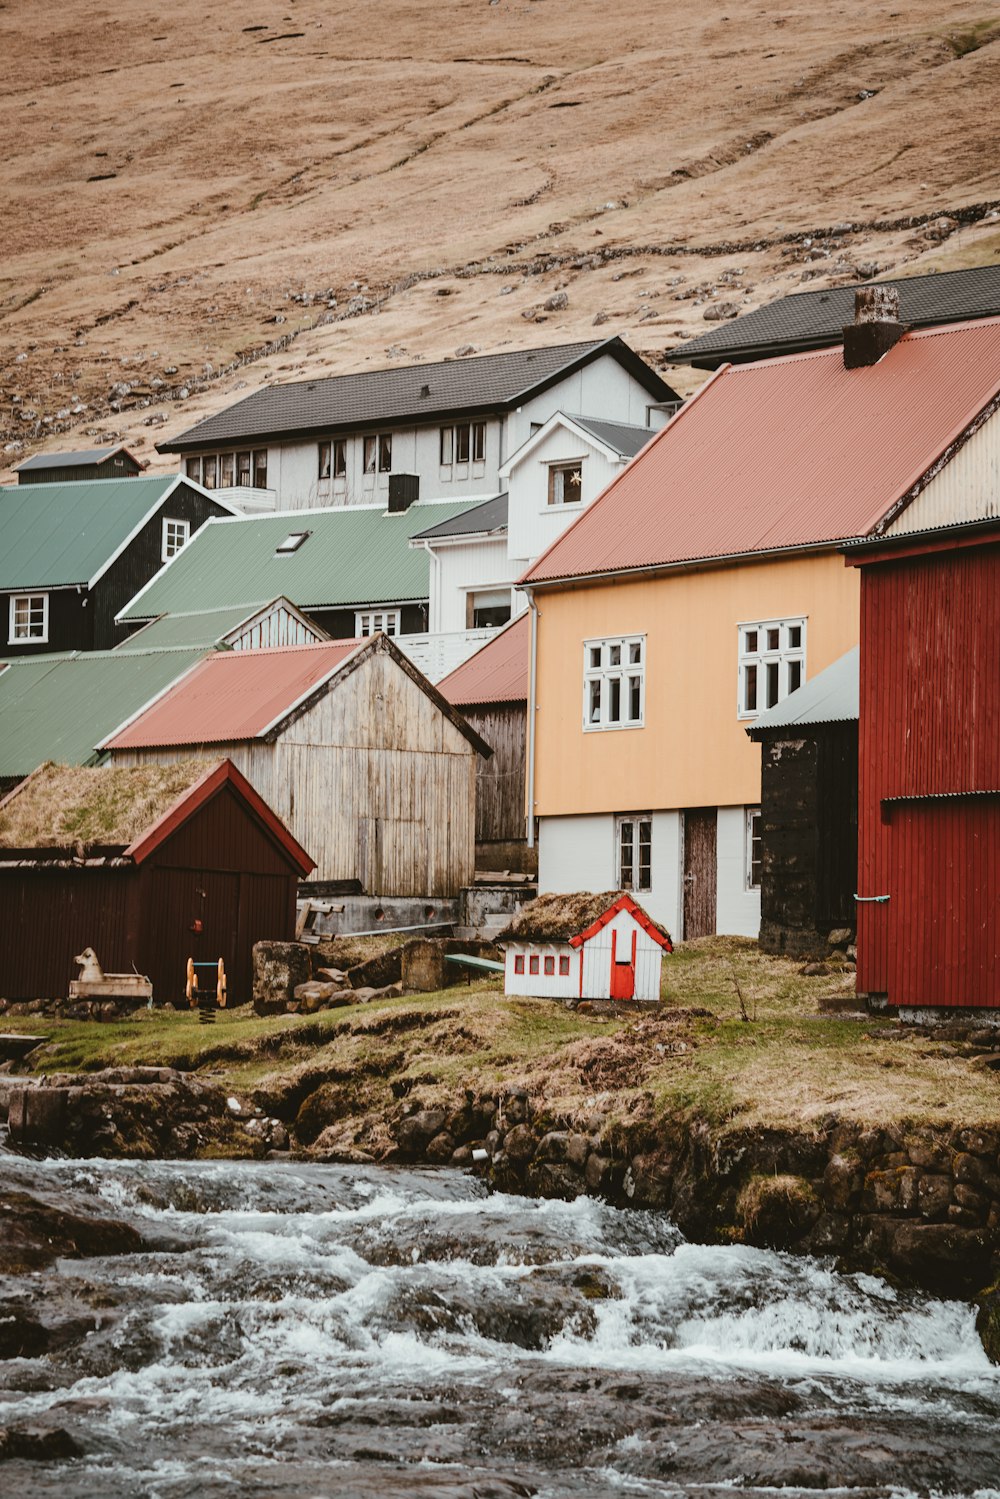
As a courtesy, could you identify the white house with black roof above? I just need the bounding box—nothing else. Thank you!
[410,411,657,635]
[156,337,678,513]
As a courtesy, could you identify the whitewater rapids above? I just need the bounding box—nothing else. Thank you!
[1,1156,998,1497]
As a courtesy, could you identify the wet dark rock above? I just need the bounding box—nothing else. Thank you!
[503,1123,537,1162]
[396,1107,448,1156]
[976,1280,1000,1363]
[0,1189,147,1273]
[878,1221,995,1295]
[425,1130,456,1163]
[0,1425,83,1462]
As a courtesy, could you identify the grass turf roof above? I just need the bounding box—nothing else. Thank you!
[0,760,217,850]
[498,891,652,943]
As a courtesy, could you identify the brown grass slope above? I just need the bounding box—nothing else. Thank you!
[2,2,1000,477]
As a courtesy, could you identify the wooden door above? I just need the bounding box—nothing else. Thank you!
[683,808,717,940]
[610,928,637,1000]
[146,868,240,1006]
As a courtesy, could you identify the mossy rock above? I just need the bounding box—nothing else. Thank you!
[975,1282,1000,1365]
[736,1173,821,1250]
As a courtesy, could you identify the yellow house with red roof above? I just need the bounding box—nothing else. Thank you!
[519,302,1000,940]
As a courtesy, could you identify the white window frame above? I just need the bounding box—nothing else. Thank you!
[616,813,652,892]
[355,608,401,638]
[161,517,190,562]
[583,635,645,731]
[9,592,49,644]
[737,616,806,719]
[745,806,762,891]
[546,458,585,507]
[440,421,486,476]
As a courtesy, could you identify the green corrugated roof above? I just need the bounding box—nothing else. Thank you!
[0,648,208,778]
[120,500,481,621]
[0,475,187,590]
[115,607,256,651]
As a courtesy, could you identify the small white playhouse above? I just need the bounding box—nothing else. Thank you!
[499,891,672,1003]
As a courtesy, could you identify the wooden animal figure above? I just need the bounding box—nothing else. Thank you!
[74,947,105,983]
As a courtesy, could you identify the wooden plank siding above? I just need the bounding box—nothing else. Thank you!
[461,704,527,845]
[0,866,136,1000]
[113,651,478,895]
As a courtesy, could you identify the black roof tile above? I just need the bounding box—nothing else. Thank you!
[668,264,1000,368]
[158,338,678,453]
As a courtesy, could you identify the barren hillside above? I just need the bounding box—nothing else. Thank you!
[2,0,999,479]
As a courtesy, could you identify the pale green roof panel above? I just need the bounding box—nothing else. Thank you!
[0,648,207,778]
[0,475,192,591]
[115,607,256,651]
[120,500,482,621]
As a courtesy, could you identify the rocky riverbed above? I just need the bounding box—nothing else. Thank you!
[2,1154,999,1497]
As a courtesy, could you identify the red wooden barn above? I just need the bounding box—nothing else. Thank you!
[0,759,314,1004]
[849,518,1000,1014]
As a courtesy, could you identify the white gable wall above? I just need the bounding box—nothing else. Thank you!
[427,538,530,633]
[885,410,1000,535]
[506,423,626,563]
[510,354,665,451]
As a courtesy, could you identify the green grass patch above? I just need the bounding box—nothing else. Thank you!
[5,939,998,1136]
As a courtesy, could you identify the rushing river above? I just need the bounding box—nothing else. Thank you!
[1,1156,999,1498]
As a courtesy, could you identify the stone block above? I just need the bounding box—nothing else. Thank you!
[503,1124,537,1162]
[400,940,448,993]
[253,941,311,1012]
[8,1087,67,1146]
[917,1173,953,1219]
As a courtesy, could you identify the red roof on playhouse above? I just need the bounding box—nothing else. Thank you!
[497,892,672,1003]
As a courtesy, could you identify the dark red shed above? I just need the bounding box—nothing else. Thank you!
[0,759,314,1004]
[848,518,1000,1011]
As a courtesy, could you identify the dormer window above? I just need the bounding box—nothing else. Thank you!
[275,531,311,555]
[548,461,584,505]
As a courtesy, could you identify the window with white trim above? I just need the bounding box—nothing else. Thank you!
[9,592,48,643]
[466,588,512,630]
[738,617,805,717]
[583,635,645,730]
[617,814,652,892]
[355,608,401,637]
[547,460,583,505]
[363,433,392,476]
[745,807,762,891]
[161,517,190,561]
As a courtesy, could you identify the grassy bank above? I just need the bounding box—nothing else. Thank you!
[4,938,999,1142]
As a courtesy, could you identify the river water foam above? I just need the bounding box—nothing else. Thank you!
[2,1155,999,1497]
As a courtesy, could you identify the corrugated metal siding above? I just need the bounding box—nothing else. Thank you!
[857,539,1000,1000]
[0,867,135,1000]
[886,414,1000,536]
[884,801,1000,1006]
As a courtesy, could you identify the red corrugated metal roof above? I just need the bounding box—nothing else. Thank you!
[523,317,1000,585]
[106,641,362,748]
[438,613,530,706]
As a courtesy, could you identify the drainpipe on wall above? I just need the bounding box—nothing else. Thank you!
[526,589,539,849]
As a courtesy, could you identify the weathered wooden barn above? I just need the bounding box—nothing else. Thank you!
[747,648,859,958]
[0,474,235,656]
[0,760,313,1004]
[848,518,1000,1015]
[498,891,671,1002]
[437,613,532,872]
[15,445,143,485]
[104,634,491,895]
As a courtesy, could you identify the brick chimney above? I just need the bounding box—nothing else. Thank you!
[843,285,905,369]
